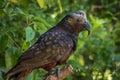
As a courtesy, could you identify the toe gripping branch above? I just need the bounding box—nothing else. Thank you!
[45,65,73,80]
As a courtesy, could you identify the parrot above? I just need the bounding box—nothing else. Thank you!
[5,10,91,80]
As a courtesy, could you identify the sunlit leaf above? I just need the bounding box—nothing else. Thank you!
[5,48,13,69]
[57,0,63,13]
[37,0,47,9]
[10,0,18,3]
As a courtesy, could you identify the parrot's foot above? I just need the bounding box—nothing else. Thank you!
[48,68,62,78]
[46,65,73,80]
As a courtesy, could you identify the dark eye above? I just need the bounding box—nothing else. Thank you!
[76,11,84,16]
[77,19,80,22]
[79,12,84,16]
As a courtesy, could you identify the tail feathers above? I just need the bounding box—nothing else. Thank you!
[7,72,23,80]
[4,64,32,80]
[5,69,32,80]
[4,65,23,79]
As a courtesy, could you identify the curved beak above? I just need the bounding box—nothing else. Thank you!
[83,21,91,35]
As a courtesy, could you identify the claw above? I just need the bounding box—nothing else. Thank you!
[56,68,61,78]
[48,68,62,79]
[48,68,56,75]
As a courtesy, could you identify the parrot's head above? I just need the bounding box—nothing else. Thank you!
[60,10,91,35]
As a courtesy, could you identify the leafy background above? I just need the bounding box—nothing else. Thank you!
[0,0,120,80]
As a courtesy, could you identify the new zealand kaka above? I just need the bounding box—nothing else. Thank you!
[5,10,91,80]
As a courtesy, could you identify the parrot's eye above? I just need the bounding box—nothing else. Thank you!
[79,12,84,16]
[76,11,85,16]
[77,19,80,22]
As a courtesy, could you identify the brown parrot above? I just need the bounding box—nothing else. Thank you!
[5,10,91,80]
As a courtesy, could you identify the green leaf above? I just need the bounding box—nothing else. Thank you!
[34,17,51,27]
[22,41,31,50]
[5,48,13,69]
[37,0,47,9]
[25,26,35,42]
[57,0,63,13]
[0,35,8,53]
[25,72,33,80]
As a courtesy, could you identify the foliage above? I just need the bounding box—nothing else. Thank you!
[0,0,120,80]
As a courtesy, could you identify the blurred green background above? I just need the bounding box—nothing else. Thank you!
[0,0,120,80]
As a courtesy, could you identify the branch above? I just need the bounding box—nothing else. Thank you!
[45,65,73,80]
